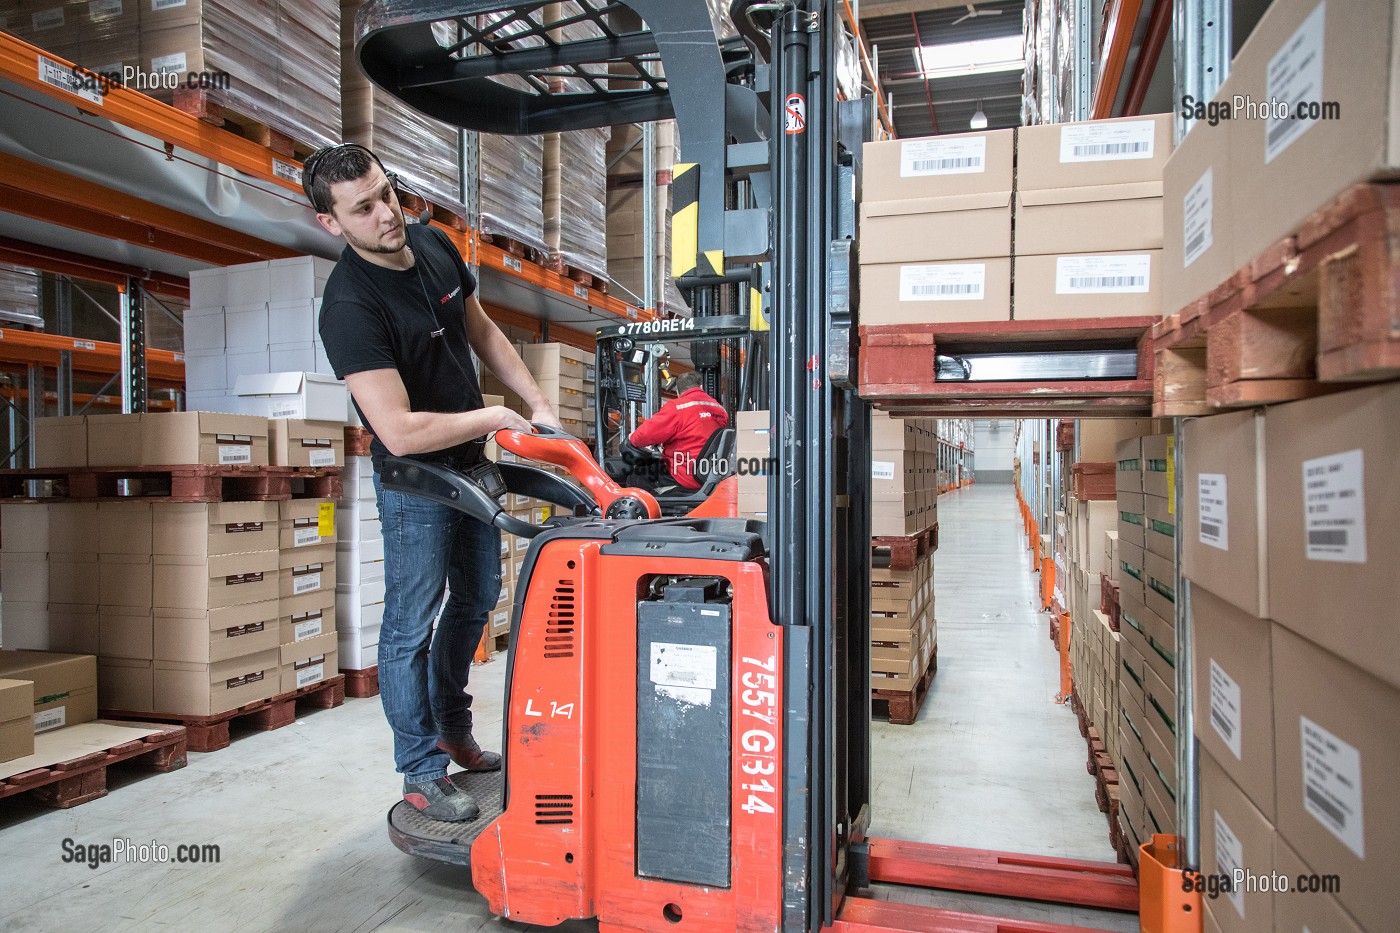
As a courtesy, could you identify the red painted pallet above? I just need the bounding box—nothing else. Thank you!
[871,522,939,571]
[0,721,186,809]
[341,666,379,699]
[543,256,610,294]
[101,675,345,753]
[344,426,374,458]
[1100,573,1122,631]
[0,464,342,502]
[478,232,546,266]
[170,86,316,160]
[871,645,938,726]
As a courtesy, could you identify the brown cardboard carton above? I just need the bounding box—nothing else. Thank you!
[46,502,96,553]
[1271,626,1399,933]
[1012,251,1161,320]
[862,129,1015,203]
[1182,410,1268,617]
[1192,586,1275,820]
[1143,549,1176,624]
[151,501,279,557]
[278,630,336,668]
[1228,0,1400,267]
[860,194,1011,264]
[96,501,154,556]
[98,608,153,660]
[1265,383,1400,689]
[267,418,344,467]
[0,551,48,603]
[1017,115,1174,191]
[279,553,336,599]
[1272,835,1365,933]
[0,502,52,552]
[48,603,99,654]
[85,413,143,466]
[153,549,280,610]
[140,411,269,466]
[98,553,153,609]
[97,656,153,712]
[1115,437,1143,492]
[154,600,281,664]
[1143,758,1177,836]
[1200,750,1277,933]
[1141,434,1174,500]
[858,258,1012,326]
[49,552,99,605]
[281,645,337,694]
[153,648,280,716]
[278,499,337,550]
[1015,185,1162,256]
[0,679,34,762]
[0,649,97,732]
[279,588,335,645]
[31,415,86,467]
[1144,495,1176,561]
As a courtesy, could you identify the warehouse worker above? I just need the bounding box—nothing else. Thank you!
[306,143,563,823]
[628,372,729,489]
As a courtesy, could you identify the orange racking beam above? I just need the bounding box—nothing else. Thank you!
[477,240,652,323]
[1091,0,1144,119]
[0,328,184,385]
[0,236,190,299]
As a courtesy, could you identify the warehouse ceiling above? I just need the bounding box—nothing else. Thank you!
[860,0,1027,138]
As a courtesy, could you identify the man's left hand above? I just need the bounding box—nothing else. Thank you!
[530,407,565,431]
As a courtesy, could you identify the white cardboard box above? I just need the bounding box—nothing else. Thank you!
[224,303,271,350]
[235,372,349,422]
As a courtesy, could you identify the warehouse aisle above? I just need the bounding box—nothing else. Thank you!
[866,482,1138,932]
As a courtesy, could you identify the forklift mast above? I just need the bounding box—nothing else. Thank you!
[355,4,872,930]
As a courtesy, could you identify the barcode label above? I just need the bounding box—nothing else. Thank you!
[1212,811,1247,919]
[1264,2,1325,163]
[1055,254,1151,295]
[37,55,104,106]
[308,448,336,467]
[1302,449,1366,563]
[219,443,252,465]
[899,263,986,302]
[271,405,302,419]
[1208,659,1243,760]
[32,7,65,29]
[871,461,895,481]
[151,0,187,10]
[296,662,326,688]
[272,158,303,186]
[89,0,124,20]
[151,51,188,74]
[34,706,66,733]
[294,527,321,547]
[1059,120,1156,163]
[503,255,523,273]
[1183,168,1214,268]
[293,572,322,595]
[900,137,987,177]
[1300,715,1365,858]
[1198,472,1228,550]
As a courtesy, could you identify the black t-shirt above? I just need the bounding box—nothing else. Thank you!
[319,223,486,466]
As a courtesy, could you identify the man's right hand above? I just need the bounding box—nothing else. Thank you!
[490,406,534,434]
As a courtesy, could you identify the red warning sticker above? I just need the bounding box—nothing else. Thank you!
[784,93,807,135]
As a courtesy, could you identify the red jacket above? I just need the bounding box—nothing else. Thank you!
[629,387,729,489]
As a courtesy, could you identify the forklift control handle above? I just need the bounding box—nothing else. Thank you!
[496,424,661,520]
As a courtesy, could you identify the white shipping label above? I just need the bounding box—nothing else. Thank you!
[899,263,985,302]
[296,662,325,688]
[269,404,302,419]
[1055,254,1151,294]
[1300,715,1365,858]
[1265,2,1326,164]
[151,0,188,10]
[1212,811,1248,919]
[1060,120,1157,163]
[32,7,65,30]
[1208,659,1244,760]
[37,56,104,106]
[34,706,66,734]
[293,572,322,595]
[271,158,303,186]
[294,617,323,641]
[1197,473,1229,550]
[293,527,321,547]
[218,443,252,465]
[650,642,717,691]
[900,136,987,176]
[151,51,188,74]
[871,461,896,481]
[90,0,124,19]
[1302,449,1366,563]
[308,448,336,467]
[1183,168,1214,268]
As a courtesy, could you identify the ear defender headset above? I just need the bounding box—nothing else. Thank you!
[302,142,432,225]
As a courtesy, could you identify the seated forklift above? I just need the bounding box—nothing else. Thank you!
[357,2,1156,931]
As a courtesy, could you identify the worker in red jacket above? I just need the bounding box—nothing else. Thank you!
[628,372,729,490]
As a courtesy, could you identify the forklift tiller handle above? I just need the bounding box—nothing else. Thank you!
[496,423,661,520]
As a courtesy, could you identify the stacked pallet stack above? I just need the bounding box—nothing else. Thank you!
[869,551,935,723]
[545,127,610,283]
[605,121,684,314]
[334,455,382,686]
[871,412,937,539]
[483,343,597,444]
[734,410,769,522]
[276,493,338,695]
[1182,384,1397,933]
[479,132,547,255]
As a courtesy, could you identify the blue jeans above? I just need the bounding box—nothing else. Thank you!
[374,470,502,784]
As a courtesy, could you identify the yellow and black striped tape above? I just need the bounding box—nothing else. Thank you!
[670,163,725,279]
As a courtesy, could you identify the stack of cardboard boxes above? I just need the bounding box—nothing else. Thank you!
[276,498,338,694]
[335,455,383,672]
[870,553,935,693]
[1182,383,1397,933]
[605,120,686,315]
[484,343,597,444]
[859,114,1172,325]
[734,410,769,522]
[0,677,35,762]
[871,412,937,538]
[0,651,97,758]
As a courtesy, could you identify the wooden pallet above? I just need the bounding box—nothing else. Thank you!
[870,645,937,726]
[859,317,1158,418]
[341,666,379,699]
[1099,573,1121,631]
[394,189,469,231]
[0,464,342,502]
[871,522,938,571]
[479,232,547,266]
[0,721,186,809]
[344,426,374,459]
[543,256,610,294]
[169,87,319,161]
[101,675,345,753]
[1154,182,1400,415]
[1070,462,1115,501]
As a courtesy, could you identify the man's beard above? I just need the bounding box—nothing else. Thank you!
[344,209,407,255]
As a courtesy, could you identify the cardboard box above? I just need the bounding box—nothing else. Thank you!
[154,549,280,610]
[1143,549,1176,624]
[1192,586,1275,821]
[0,678,34,762]
[98,607,153,660]
[1014,187,1162,256]
[1182,410,1268,617]
[0,502,52,552]
[153,648,280,716]
[858,258,1011,326]
[31,415,86,467]
[860,194,1011,264]
[522,344,587,379]
[862,129,1015,203]
[1141,434,1174,500]
[279,554,335,599]
[48,603,99,655]
[1272,835,1365,933]
[98,553,153,609]
[1116,436,1143,492]
[1271,625,1398,933]
[280,588,336,644]
[141,411,269,466]
[281,644,337,693]
[95,501,154,556]
[152,500,279,557]
[1200,750,1277,933]
[268,419,344,467]
[278,499,337,550]
[0,649,97,732]
[279,630,336,668]
[0,551,48,603]
[1012,250,1161,320]
[234,372,348,422]
[1265,383,1400,689]
[97,656,153,713]
[1017,115,1174,191]
[155,600,281,664]
[86,413,143,466]
[49,551,99,606]
[1228,0,1400,267]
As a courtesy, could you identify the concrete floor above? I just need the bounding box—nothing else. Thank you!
[0,483,1136,932]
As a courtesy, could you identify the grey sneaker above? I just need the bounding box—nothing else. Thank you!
[402,776,480,822]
